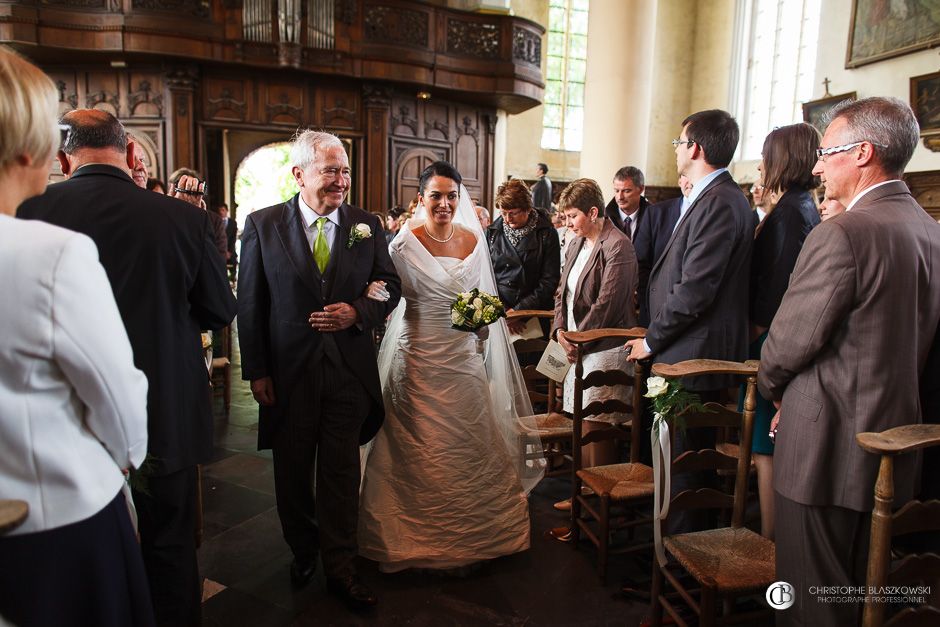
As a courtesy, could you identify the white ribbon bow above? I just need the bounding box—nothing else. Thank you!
[651,412,672,567]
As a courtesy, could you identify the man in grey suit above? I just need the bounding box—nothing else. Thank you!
[626,110,753,529]
[759,97,940,626]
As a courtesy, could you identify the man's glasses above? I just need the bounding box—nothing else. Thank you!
[815,140,887,162]
[320,167,351,179]
[671,138,695,148]
[58,123,71,151]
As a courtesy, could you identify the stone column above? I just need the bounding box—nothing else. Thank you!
[579,0,657,190]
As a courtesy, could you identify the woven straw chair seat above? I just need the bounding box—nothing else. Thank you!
[576,462,654,500]
[664,527,775,593]
[519,412,572,437]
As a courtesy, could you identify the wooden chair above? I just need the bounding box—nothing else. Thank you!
[562,327,652,580]
[509,310,572,479]
[648,359,776,627]
[857,424,940,627]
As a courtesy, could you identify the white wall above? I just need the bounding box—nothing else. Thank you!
[813,0,940,173]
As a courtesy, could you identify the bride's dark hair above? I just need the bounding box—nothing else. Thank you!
[418,160,462,193]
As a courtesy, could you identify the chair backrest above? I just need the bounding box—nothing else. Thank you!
[857,424,940,627]
[649,360,758,554]
[507,310,558,412]
[564,327,647,467]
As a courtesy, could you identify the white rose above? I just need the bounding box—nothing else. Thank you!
[644,376,668,398]
[473,297,483,309]
[451,310,465,325]
[472,308,482,323]
[355,223,372,238]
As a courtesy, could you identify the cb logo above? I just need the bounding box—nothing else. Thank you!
[766,581,795,610]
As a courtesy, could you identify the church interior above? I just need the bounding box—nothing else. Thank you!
[2,0,940,625]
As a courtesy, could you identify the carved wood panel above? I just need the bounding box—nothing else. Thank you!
[906,171,940,221]
[263,82,305,126]
[204,78,248,122]
[84,71,121,116]
[320,87,359,129]
[390,99,419,137]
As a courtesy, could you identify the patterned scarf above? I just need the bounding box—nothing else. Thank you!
[502,210,538,248]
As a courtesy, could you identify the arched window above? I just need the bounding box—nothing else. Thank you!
[541,0,589,152]
[732,0,823,160]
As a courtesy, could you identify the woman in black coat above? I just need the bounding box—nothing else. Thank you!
[486,179,561,334]
[750,122,821,540]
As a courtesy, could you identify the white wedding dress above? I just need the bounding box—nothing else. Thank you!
[358,189,541,572]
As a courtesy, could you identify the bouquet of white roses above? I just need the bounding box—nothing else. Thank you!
[644,376,710,437]
[450,288,506,332]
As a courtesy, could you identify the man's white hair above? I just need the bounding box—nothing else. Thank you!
[290,129,344,170]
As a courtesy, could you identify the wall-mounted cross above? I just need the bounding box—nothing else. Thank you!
[822,77,832,97]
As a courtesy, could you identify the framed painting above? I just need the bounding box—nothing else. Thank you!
[911,70,940,137]
[802,92,857,134]
[846,0,940,68]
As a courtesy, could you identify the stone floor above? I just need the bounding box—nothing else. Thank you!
[197,330,662,626]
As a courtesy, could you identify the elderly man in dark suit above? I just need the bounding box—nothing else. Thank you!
[238,130,400,610]
[759,97,940,626]
[18,109,236,627]
[626,110,753,531]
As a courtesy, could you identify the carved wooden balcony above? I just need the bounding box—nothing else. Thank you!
[0,0,544,113]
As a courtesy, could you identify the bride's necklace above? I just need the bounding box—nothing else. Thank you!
[424,223,456,243]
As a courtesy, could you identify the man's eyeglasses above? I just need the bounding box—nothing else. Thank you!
[671,138,695,148]
[58,123,71,151]
[815,140,887,162]
[320,167,351,178]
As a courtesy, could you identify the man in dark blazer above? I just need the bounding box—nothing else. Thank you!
[632,175,688,327]
[605,166,648,242]
[238,131,400,610]
[759,97,940,626]
[626,110,753,531]
[626,110,752,387]
[18,109,236,626]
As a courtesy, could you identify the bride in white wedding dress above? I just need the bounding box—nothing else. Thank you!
[358,161,542,572]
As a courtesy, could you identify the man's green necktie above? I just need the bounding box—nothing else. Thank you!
[313,216,330,273]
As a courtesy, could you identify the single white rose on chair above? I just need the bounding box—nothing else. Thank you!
[645,376,669,398]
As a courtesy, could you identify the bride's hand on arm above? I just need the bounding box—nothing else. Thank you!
[363,280,390,302]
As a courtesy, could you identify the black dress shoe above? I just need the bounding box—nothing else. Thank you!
[289,557,317,588]
[326,574,378,610]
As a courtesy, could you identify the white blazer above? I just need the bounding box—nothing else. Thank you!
[0,215,148,535]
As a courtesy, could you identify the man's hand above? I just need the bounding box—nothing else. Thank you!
[624,338,649,361]
[251,376,276,406]
[309,302,359,332]
[170,174,205,208]
[557,330,578,363]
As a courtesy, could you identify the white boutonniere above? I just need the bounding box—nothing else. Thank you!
[347,223,372,248]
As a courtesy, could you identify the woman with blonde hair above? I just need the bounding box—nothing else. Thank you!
[0,46,153,626]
